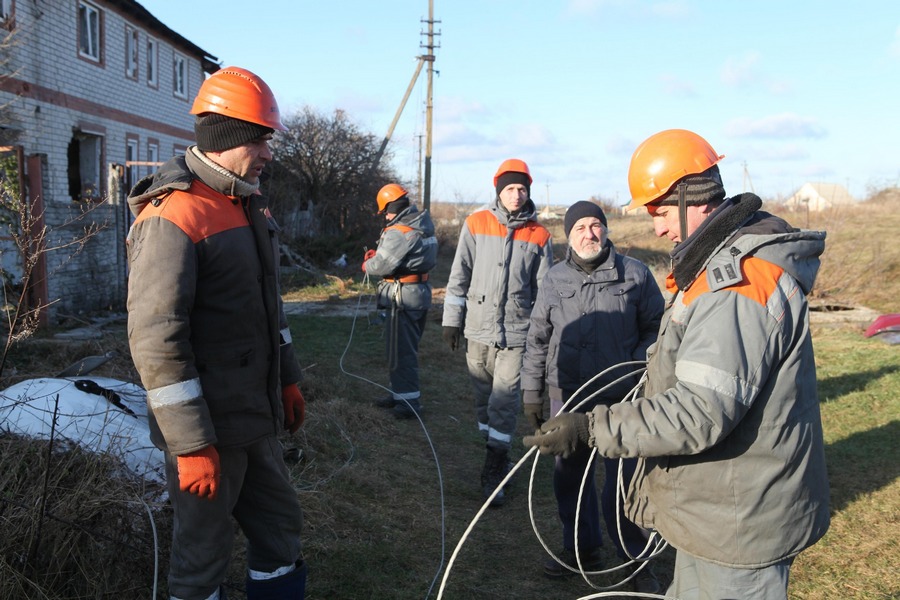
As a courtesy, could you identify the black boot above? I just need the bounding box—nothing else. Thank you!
[245,560,307,599]
[481,447,511,507]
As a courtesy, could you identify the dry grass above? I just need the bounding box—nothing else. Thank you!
[0,191,897,598]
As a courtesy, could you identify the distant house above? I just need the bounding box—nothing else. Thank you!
[0,0,217,323]
[784,182,856,212]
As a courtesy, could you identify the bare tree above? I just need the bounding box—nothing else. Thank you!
[0,172,106,379]
[270,107,405,242]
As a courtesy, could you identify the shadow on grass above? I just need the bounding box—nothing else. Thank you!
[824,419,899,513]
[817,364,899,402]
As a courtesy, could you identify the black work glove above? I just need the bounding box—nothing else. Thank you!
[442,326,461,351]
[522,391,544,432]
[523,412,590,459]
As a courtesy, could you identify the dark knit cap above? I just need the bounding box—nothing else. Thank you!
[495,171,531,197]
[194,113,274,152]
[653,165,726,207]
[564,200,608,238]
[383,197,410,215]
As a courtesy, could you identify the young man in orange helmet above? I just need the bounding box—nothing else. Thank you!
[127,67,307,600]
[442,158,554,506]
[525,129,830,598]
[363,183,438,419]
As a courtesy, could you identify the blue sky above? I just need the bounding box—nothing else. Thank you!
[141,0,900,207]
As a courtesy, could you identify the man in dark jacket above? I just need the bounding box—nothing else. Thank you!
[522,201,664,589]
[364,183,438,419]
[525,129,830,599]
[127,67,307,600]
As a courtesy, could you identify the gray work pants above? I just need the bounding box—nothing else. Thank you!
[386,306,427,401]
[669,551,794,600]
[465,340,524,451]
[164,436,303,600]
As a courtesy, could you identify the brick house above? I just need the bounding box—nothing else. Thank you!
[0,0,216,323]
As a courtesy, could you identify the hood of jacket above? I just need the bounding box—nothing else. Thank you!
[387,204,435,237]
[729,212,826,295]
[673,193,825,294]
[127,146,260,218]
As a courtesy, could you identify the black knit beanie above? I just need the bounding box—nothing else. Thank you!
[564,200,608,238]
[653,165,726,207]
[383,197,410,215]
[495,171,531,198]
[194,113,274,152]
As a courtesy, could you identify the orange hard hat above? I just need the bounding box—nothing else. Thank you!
[626,129,724,210]
[493,158,533,187]
[376,183,409,213]
[190,66,286,131]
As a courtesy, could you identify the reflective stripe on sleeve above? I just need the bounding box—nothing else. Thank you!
[675,360,759,407]
[445,294,466,307]
[147,378,203,408]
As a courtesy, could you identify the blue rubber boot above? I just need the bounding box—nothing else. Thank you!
[245,560,307,599]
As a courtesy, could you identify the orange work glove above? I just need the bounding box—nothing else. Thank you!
[362,249,376,273]
[282,383,305,433]
[176,445,220,500]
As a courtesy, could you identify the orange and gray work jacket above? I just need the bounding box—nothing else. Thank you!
[443,198,553,349]
[364,205,438,312]
[125,149,303,455]
[587,195,830,568]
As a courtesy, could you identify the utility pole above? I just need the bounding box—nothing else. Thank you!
[742,161,755,194]
[416,133,424,202]
[421,0,440,211]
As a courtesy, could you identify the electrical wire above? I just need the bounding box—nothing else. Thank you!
[338,275,446,600]
[437,361,680,600]
[139,495,160,600]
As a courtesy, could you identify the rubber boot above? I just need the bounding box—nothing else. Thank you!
[245,560,307,599]
[481,446,510,507]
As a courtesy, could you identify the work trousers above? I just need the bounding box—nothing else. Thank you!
[551,393,649,558]
[164,436,303,600]
[386,306,428,401]
[466,340,524,451]
[668,551,794,600]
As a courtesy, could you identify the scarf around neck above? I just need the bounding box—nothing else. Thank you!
[670,193,763,291]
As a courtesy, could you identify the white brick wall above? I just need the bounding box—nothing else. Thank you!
[0,0,215,320]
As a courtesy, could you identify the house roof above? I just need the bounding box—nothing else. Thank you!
[111,0,219,74]
[787,182,856,205]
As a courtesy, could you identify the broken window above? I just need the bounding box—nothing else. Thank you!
[67,131,103,202]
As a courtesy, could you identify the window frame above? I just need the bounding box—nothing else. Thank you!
[146,36,158,88]
[68,127,106,203]
[1,0,15,30]
[172,52,187,99]
[77,0,104,65]
[146,139,159,177]
[124,24,138,80]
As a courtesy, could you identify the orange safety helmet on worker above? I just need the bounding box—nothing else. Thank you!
[627,129,725,240]
[494,158,533,188]
[376,183,410,214]
[191,66,287,132]
[626,129,724,210]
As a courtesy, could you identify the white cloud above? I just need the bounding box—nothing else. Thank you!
[721,51,762,87]
[660,74,696,96]
[890,25,900,59]
[649,1,690,18]
[725,114,827,139]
